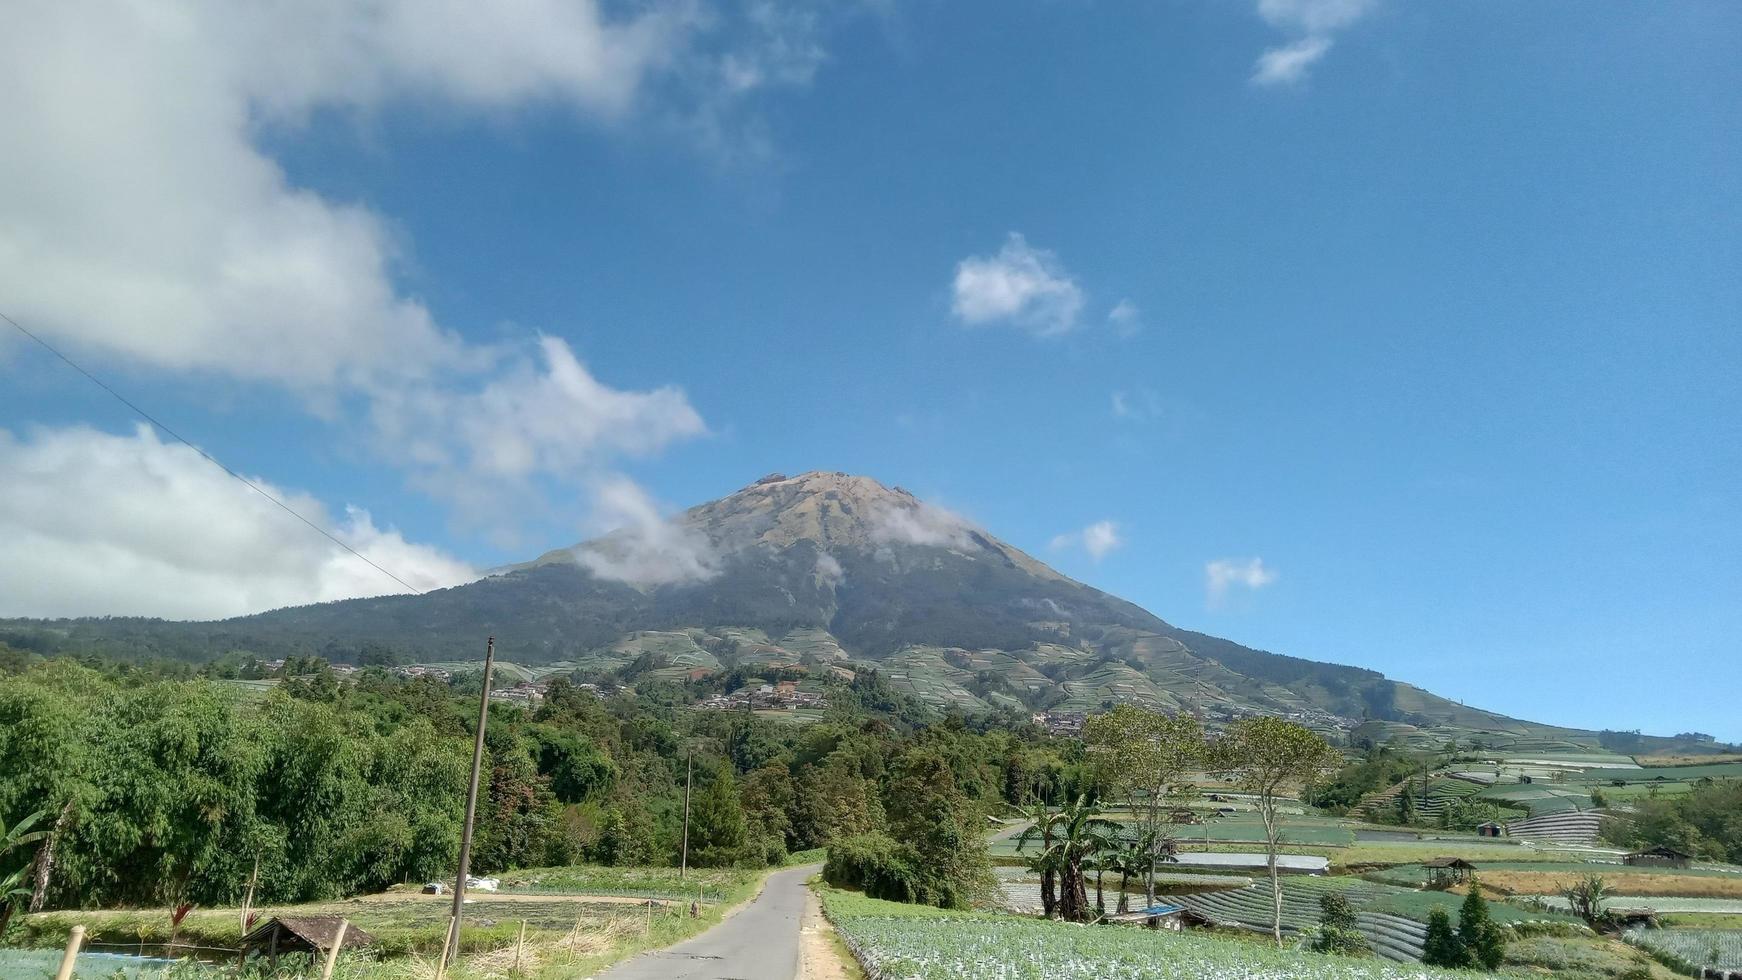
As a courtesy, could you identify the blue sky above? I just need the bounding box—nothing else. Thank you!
[2,2,1737,739]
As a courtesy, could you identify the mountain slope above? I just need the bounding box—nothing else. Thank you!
[0,472,1587,738]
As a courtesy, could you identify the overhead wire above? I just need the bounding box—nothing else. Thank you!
[1,308,426,595]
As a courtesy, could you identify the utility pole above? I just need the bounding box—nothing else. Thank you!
[679,747,694,881]
[443,636,495,969]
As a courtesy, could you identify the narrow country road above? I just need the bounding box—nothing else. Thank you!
[594,864,818,980]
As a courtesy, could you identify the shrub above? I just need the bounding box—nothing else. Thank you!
[1308,893,1371,956]
[823,833,974,909]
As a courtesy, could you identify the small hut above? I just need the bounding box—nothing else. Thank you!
[242,916,376,964]
[1108,903,1186,931]
[1476,821,1505,838]
[1623,845,1693,869]
[1423,857,1476,886]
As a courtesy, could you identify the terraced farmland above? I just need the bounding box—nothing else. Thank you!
[1171,876,1569,962]
[1474,783,1593,817]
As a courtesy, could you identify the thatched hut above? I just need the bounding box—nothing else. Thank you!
[1423,856,1476,885]
[242,916,376,963]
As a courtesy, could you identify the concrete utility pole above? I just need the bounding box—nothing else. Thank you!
[679,747,694,880]
[443,636,495,968]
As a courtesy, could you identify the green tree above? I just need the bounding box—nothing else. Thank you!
[1081,706,1204,905]
[1457,883,1507,971]
[1308,891,1371,956]
[1396,779,1417,825]
[792,755,885,848]
[1563,874,1609,927]
[1214,716,1341,946]
[739,764,795,864]
[1422,907,1468,968]
[593,805,656,866]
[1014,801,1063,918]
[883,749,992,909]
[688,765,750,867]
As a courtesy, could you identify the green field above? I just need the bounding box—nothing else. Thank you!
[16,865,767,961]
[0,950,200,980]
[1568,762,1742,784]
[1625,928,1742,972]
[821,888,1471,979]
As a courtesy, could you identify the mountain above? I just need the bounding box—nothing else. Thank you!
[0,471,1640,744]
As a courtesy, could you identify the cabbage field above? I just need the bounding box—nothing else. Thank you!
[822,890,1470,980]
[1624,928,1742,971]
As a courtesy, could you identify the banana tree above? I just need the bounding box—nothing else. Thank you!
[0,811,48,938]
[1052,795,1121,923]
[1014,801,1065,918]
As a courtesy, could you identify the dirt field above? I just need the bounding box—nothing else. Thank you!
[1471,871,1742,900]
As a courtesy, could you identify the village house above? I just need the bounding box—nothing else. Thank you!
[1624,845,1693,869]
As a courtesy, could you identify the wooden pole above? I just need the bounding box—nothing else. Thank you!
[435,916,454,980]
[239,854,260,936]
[679,747,693,881]
[53,925,84,980]
[444,636,496,967]
[319,920,349,980]
[513,920,526,971]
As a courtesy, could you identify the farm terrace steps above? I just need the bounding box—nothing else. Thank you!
[1505,811,1602,845]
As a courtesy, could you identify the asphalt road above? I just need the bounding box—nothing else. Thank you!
[594,864,817,980]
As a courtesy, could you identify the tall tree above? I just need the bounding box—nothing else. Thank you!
[1421,907,1467,968]
[1457,883,1507,971]
[1081,706,1204,905]
[1214,716,1340,945]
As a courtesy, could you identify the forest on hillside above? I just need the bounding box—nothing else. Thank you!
[0,642,1077,920]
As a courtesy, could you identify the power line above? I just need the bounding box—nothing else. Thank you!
[1,308,425,595]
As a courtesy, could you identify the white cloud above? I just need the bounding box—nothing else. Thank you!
[1251,0,1377,86]
[869,500,979,550]
[1252,37,1334,86]
[1205,557,1278,605]
[1257,0,1377,35]
[0,2,687,391]
[372,336,706,515]
[815,552,845,586]
[1107,299,1142,336]
[0,425,477,620]
[1050,520,1124,561]
[1110,388,1163,422]
[573,476,719,587]
[0,1,767,568]
[951,233,1085,337]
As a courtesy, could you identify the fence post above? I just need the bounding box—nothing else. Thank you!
[435,915,455,980]
[513,920,526,971]
[319,919,349,980]
[54,926,85,980]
